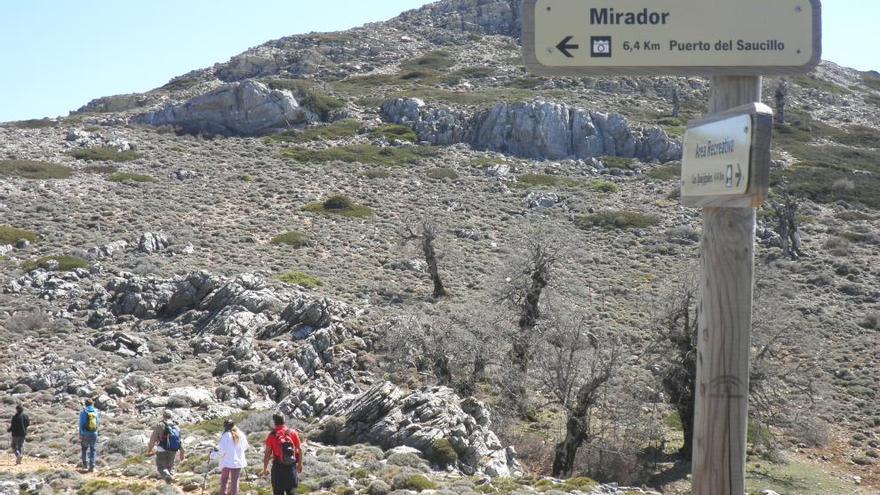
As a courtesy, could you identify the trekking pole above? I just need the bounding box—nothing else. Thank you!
[202,451,215,495]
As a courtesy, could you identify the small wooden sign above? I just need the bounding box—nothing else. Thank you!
[681,103,773,208]
[522,0,821,76]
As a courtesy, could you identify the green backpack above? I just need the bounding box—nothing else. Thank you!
[84,411,98,432]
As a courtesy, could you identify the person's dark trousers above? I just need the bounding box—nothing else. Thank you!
[11,436,25,464]
[270,462,298,495]
[156,451,176,479]
[81,433,97,470]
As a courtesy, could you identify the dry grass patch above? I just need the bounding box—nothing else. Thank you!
[68,147,141,162]
[22,255,90,273]
[0,160,73,179]
[0,226,39,245]
[270,231,310,248]
[574,211,660,230]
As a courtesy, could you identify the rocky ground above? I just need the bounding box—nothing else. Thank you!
[1,1,879,494]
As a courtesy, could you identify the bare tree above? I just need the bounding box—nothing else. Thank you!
[402,218,447,298]
[538,315,621,478]
[502,239,557,376]
[775,79,788,125]
[649,277,699,457]
[772,189,805,260]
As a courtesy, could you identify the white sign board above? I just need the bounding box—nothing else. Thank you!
[522,0,821,76]
[681,103,773,208]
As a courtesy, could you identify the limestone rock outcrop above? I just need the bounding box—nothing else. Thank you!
[134,80,310,136]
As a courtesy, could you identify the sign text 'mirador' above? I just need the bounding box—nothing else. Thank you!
[590,8,671,25]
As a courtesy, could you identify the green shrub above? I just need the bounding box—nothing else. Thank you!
[302,195,373,218]
[656,116,687,127]
[518,173,582,188]
[747,421,773,447]
[364,168,391,179]
[0,118,56,129]
[241,174,255,182]
[648,163,682,181]
[574,211,660,230]
[369,124,417,142]
[602,155,636,169]
[350,468,369,479]
[590,180,619,193]
[161,77,201,91]
[68,147,141,162]
[22,255,90,273]
[866,94,880,108]
[428,438,459,467]
[271,231,310,248]
[78,480,150,495]
[426,167,459,180]
[277,271,323,289]
[402,474,437,492]
[282,144,436,166]
[0,226,39,245]
[0,160,73,179]
[506,77,544,89]
[264,79,345,121]
[402,50,455,72]
[267,119,360,143]
[561,477,599,492]
[664,411,684,431]
[108,172,154,183]
[827,125,880,148]
[82,164,118,174]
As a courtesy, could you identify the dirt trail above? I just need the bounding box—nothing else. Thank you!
[0,454,164,487]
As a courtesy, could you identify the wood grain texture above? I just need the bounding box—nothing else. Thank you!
[681,103,773,208]
[691,76,760,495]
[521,0,822,77]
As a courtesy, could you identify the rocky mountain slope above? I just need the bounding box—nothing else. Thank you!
[2,1,879,494]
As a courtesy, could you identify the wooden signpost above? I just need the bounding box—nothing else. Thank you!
[522,2,821,494]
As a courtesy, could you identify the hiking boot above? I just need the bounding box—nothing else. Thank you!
[15,456,21,465]
[88,467,94,473]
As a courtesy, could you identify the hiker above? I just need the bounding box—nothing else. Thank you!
[146,410,186,481]
[8,404,29,465]
[209,419,249,495]
[262,413,303,495]
[79,399,99,472]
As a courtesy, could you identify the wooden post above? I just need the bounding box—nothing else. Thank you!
[691,76,761,495]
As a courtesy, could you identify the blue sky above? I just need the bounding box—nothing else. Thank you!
[0,0,876,122]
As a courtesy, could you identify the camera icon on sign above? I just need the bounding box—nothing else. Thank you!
[591,36,612,57]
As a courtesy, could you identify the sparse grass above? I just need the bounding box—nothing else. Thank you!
[277,271,323,289]
[364,168,391,179]
[161,77,201,91]
[369,124,417,142]
[302,195,374,218]
[426,167,459,180]
[78,480,150,495]
[861,71,880,91]
[574,211,660,230]
[108,172,154,183]
[866,94,880,108]
[266,119,361,143]
[264,78,345,120]
[828,125,880,148]
[560,477,599,492]
[0,226,39,245]
[792,75,851,95]
[22,255,90,273]
[0,160,73,179]
[282,144,436,166]
[836,210,875,221]
[68,147,141,162]
[190,411,252,435]
[745,458,858,495]
[647,163,682,181]
[427,438,458,467]
[1,118,56,129]
[271,231,310,248]
[663,411,684,431]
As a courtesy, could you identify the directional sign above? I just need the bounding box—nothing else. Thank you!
[522,0,821,76]
[681,103,773,208]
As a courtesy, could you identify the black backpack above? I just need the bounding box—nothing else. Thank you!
[275,429,297,466]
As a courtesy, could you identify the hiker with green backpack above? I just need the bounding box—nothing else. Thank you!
[78,399,99,472]
[146,410,185,482]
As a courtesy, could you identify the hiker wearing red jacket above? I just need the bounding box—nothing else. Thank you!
[261,413,303,495]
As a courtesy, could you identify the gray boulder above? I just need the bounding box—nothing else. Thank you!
[135,80,310,136]
[86,240,128,260]
[137,232,170,254]
[380,98,471,146]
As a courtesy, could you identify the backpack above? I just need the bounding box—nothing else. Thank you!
[274,428,297,466]
[84,411,98,432]
[160,423,182,451]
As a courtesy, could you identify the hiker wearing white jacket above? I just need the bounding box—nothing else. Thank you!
[209,419,249,495]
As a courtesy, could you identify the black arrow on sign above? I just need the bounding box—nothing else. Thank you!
[556,36,579,58]
[735,163,743,187]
